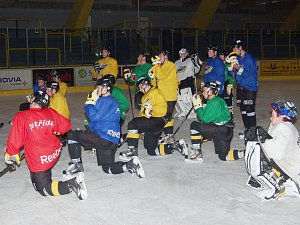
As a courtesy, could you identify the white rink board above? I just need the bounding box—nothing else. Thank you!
[0,69,32,90]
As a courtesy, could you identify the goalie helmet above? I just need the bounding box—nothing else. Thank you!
[207,44,218,52]
[103,74,116,86]
[33,91,50,108]
[179,48,189,59]
[96,77,113,91]
[137,76,150,87]
[271,100,297,122]
[46,81,59,90]
[203,82,219,95]
[50,69,60,78]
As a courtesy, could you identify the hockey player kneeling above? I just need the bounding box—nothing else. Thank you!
[120,77,175,159]
[65,77,145,179]
[4,92,88,200]
[187,82,244,163]
[245,100,300,200]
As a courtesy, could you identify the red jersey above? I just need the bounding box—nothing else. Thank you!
[6,107,71,172]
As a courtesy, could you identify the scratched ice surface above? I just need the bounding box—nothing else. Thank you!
[0,79,300,225]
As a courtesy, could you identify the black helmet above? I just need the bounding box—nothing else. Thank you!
[207,44,218,51]
[33,91,50,108]
[103,74,116,86]
[50,69,60,78]
[203,82,219,95]
[140,51,150,63]
[137,76,150,87]
[218,50,229,56]
[37,74,47,81]
[159,50,170,57]
[232,39,244,48]
[46,81,59,90]
[102,46,111,52]
[96,77,113,91]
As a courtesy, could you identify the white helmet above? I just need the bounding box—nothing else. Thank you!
[179,48,189,61]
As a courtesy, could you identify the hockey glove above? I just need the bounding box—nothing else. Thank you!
[256,126,273,143]
[226,84,233,95]
[25,94,34,103]
[5,152,21,166]
[94,63,107,73]
[148,69,155,79]
[85,89,99,105]
[192,94,203,110]
[191,53,203,69]
[123,68,132,81]
[143,99,153,118]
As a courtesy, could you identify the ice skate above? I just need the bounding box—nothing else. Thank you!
[126,156,145,178]
[66,172,88,200]
[159,134,175,144]
[185,148,203,163]
[119,147,138,160]
[171,139,189,159]
[63,162,84,179]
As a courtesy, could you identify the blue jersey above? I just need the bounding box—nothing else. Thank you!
[204,56,225,95]
[235,52,258,91]
[84,95,120,144]
[33,83,46,93]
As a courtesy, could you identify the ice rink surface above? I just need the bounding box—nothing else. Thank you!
[1,79,300,225]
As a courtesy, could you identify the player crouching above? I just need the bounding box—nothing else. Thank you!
[65,77,145,179]
[244,100,300,200]
[4,92,87,200]
[186,82,244,163]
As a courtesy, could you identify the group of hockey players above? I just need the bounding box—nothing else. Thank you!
[3,40,300,201]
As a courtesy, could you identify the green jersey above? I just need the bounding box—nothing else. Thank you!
[129,63,152,93]
[196,96,231,125]
[111,86,129,120]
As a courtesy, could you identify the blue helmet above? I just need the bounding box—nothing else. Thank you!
[271,100,297,122]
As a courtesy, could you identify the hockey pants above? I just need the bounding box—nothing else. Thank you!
[127,117,165,156]
[190,121,233,161]
[236,84,257,129]
[67,130,125,174]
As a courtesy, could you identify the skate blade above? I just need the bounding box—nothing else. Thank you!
[77,175,88,200]
[184,158,203,163]
[119,154,135,161]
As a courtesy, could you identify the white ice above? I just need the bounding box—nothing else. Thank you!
[0,79,300,225]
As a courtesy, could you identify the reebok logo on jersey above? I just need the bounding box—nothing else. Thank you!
[29,119,54,131]
[40,148,61,164]
[107,130,120,138]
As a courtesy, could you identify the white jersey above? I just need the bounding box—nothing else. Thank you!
[175,58,200,82]
[263,122,300,184]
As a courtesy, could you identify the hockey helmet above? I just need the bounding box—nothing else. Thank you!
[207,44,218,52]
[203,82,219,95]
[96,77,113,91]
[159,50,170,57]
[46,81,60,90]
[218,50,229,56]
[103,74,116,86]
[137,76,150,87]
[102,46,111,52]
[232,39,244,48]
[37,74,47,81]
[50,69,60,78]
[33,91,50,108]
[179,48,189,58]
[270,100,297,122]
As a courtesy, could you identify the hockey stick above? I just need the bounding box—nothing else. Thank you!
[127,83,135,119]
[173,106,194,136]
[0,153,25,178]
